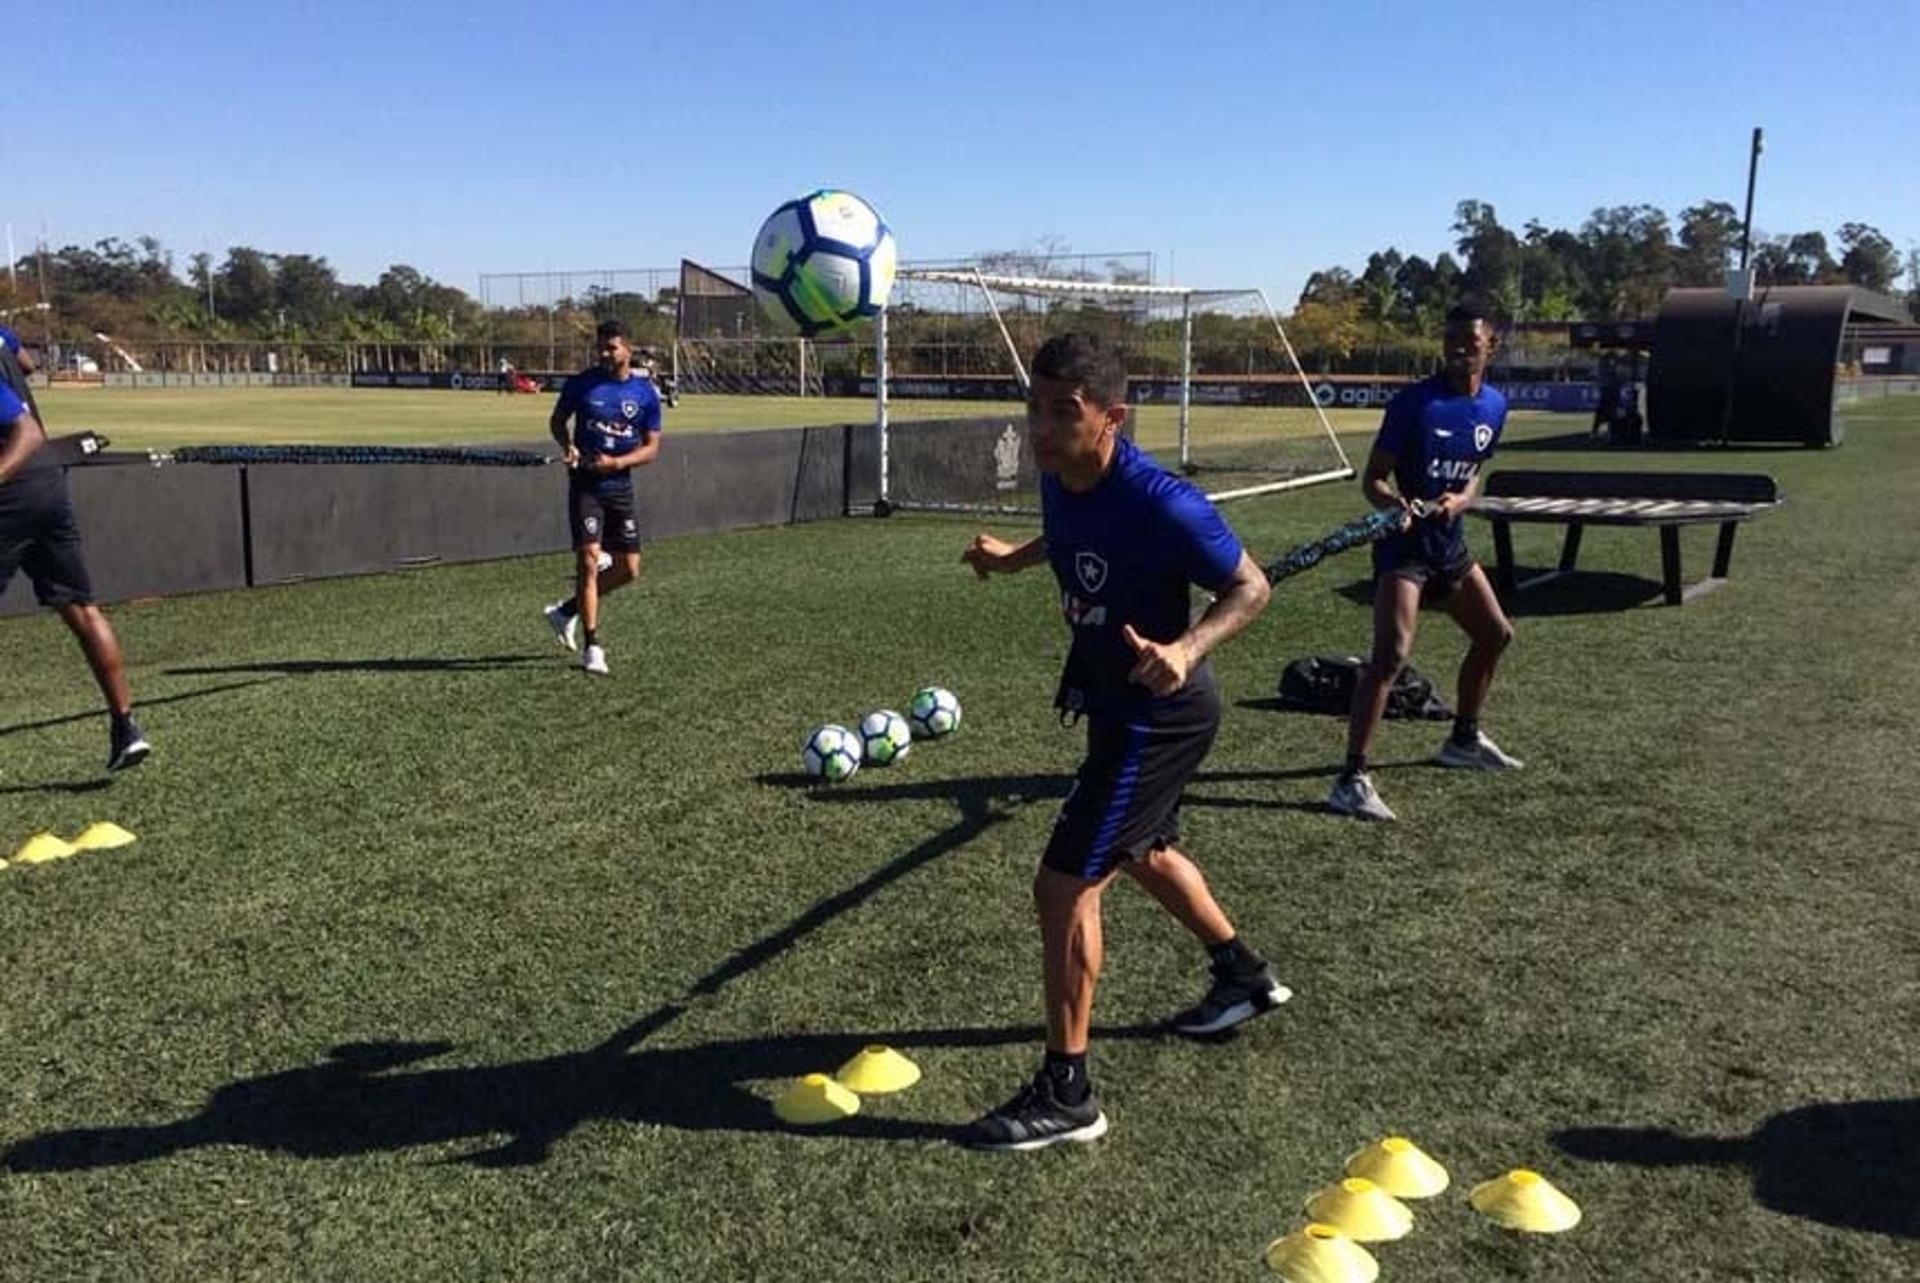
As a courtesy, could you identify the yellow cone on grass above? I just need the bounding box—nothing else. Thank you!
[1262,1223,1380,1283]
[773,1073,861,1125]
[1303,1177,1414,1243]
[72,822,138,851]
[1344,1135,1450,1199]
[12,832,79,865]
[834,1045,921,1094]
[1468,1168,1582,1233]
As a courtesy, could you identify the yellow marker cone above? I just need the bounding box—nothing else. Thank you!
[1262,1223,1380,1283]
[12,832,79,865]
[1345,1135,1451,1199]
[1303,1177,1415,1243]
[1468,1168,1582,1233]
[834,1045,921,1095]
[71,822,138,851]
[772,1072,861,1125]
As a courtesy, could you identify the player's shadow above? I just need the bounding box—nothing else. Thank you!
[0,776,114,798]
[0,679,278,739]
[1553,1099,1920,1240]
[0,1016,1169,1172]
[5,769,1093,1172]
[165,656,545,677]
[1180,763,1437,816]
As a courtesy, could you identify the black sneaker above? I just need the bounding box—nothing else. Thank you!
[107,718,151,772]
[1171,960,1293,1036]
[958,1070,1109,1151]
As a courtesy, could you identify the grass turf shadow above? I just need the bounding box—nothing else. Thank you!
[165,656,545,676]
[5,769,1105,1171]
[1,1018,1174,1170]
[1554,1099,1920,1240]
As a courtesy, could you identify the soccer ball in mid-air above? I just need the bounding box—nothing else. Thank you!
[907,686,961,739]
[750,189,897,337]
[857,710,913,767]
[802,724,862,783]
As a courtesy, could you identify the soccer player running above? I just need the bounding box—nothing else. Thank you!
[0,329,150,770]
[1328,300,1518,823]
[957,333,1287,1151]
[542,318,661,676]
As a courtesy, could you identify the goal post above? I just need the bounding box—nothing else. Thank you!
[871,268,1354,516]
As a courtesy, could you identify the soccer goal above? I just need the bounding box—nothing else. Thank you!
[869,268,1355,516]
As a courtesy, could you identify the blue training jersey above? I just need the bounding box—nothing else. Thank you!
[0,379,51,490]
[0,324,19,355]
[1372,374,1505,560]
[556,368,661,489]
[1041,435,1245,716]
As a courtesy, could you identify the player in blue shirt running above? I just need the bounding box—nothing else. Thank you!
[956,333,1287,1151]
[0,343,150,771]
[541,318,662,676]
[1329,300,1520,823]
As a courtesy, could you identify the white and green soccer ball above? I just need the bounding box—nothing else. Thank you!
[750,189,897,338]
[802,723,862,783]
[907,686,961,739]
[857,709,913,767]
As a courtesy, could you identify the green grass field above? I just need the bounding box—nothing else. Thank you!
[2,397,1917,1279]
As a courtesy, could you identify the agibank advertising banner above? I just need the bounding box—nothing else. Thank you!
[350,370,570,392]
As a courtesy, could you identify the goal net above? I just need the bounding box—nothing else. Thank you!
[871,269,1354,515]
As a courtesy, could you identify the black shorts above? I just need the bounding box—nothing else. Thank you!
[1042,682,1221,881]
[1374,538,1473,593]
[568,481,640,552]
[0,470,93,607]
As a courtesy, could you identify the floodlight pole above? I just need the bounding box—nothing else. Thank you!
[1719,126,1764,443]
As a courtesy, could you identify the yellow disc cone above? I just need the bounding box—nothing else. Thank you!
[12,832,79,865]
[1262,1223,1380,1283]
[834,1045,922,1095]
[1468,1168,1582,1233]
[72,822,138,851]
[772,1073,861,1125]
[1303,1177,1415,1243]
[1344,1135,1451,1199]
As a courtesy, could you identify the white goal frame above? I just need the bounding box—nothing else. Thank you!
[872,268,1355,514]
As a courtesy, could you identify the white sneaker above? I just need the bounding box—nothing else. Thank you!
[1327,771,1397,822]
[581,644,609,676]
[543,601,578,651]
[1436,732,1524,772]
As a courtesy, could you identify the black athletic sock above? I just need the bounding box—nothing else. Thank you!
[1343,752,1368,779]
[1043,1050,1090,1106]
[1209,935,1263,976]
[557,598,578,619]
[110,710,135,735]
[1452,716,1479,747]
[583,628,599,648]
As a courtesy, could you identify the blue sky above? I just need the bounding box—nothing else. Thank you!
[7,0,1915,304]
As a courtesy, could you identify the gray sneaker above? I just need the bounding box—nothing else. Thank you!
[1328,771,1397,822]
[959,1070,1109,1152]
[1436,732,1524,772]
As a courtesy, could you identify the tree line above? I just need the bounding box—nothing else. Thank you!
[2,201,1911,373]
[1285,199,1913,368]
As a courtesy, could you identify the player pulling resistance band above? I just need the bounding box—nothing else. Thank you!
[1329,299,1519,823]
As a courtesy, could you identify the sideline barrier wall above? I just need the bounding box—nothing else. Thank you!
[2,422,892,616]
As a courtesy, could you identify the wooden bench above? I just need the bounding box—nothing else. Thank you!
[1470,470,1781,606]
